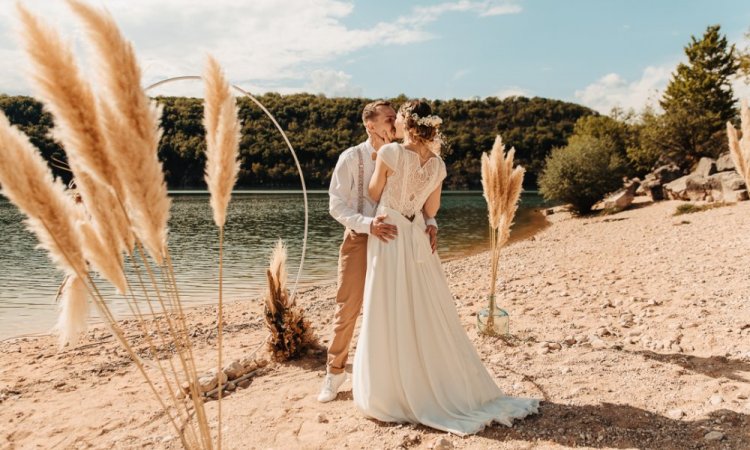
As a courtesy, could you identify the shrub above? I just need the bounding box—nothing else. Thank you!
[538,135,629,214]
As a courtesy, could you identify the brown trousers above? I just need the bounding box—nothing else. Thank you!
[326,229,368,374]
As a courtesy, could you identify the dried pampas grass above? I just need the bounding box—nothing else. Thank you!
[202,55,241,450]
[479,136,525,335]
[203,56,241,229]
[68,0,170,264]
[0,112,87,278]
[263,240,316,361]
[55,275,89,348]
[17,4,131,292]
[727,99,750,189]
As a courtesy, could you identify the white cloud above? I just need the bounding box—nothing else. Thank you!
[305,69,362,97]
[0,0,520,97]
[407,0,521,24]
[493,86,532,98]
[574,64,675,113]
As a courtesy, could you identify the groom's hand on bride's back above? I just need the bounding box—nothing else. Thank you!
[370,214,397,243]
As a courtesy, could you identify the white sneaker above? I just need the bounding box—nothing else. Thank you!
[317,372,346,403]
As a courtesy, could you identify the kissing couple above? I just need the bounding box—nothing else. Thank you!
[320,99,539,435]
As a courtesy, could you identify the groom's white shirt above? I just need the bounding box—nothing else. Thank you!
[329,139,437,234]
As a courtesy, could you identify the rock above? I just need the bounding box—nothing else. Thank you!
[718,171,747,192]
[431,437,454,450]
[199,370,228,393]
[596,327,611,337]
[255,358,269,368]
[694,157,717,177]
[640,164,683,201]
[704,431,724,441]
[591,339,607,350]
[223,361,245,380]
[725,189,749,202]
[237,379,251,389]
[709,394,723,405]
[665,173,724,201]
[716,152,735,172]
[664,175,689,200]
[667,408,685,420]
[563,336,577,346]
[225,381,236,392]
[603,179,640,212]
[548,342,562,351]
[239,357,258,373]
[316,413,328,423]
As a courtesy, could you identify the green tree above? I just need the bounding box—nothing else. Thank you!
[0,94,594,189]
[658,25,739,166]
[572,109,641,174]
[538,135,629,215]
[738,28,750,82]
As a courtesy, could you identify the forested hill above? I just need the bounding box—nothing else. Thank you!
[0,94,594,189]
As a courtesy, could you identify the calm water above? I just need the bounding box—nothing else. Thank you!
[0,191,548,339]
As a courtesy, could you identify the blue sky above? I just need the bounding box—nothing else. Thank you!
[1,1,749,113]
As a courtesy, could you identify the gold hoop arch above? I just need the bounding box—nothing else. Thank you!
[145,75,309,301]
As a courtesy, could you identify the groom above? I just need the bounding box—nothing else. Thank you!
[318,100,438,402]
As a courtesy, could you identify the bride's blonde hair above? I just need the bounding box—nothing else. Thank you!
[399,99,443,156]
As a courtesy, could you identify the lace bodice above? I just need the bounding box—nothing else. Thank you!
[378,143,447,218]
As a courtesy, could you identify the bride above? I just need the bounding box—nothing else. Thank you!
[352,99,539,435]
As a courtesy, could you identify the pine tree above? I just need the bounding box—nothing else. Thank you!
[658,25,739,166]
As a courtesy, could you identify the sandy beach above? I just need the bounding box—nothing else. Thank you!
[2,198,749,449]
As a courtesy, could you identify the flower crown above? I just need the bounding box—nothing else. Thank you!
[410,113,442,128]
[402,104,442,128]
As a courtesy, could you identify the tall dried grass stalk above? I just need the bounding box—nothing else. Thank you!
[6,3,212,448]
[202,55,241,450]
[727,99,750,189]
[68,0,170,264]
[480,136,525,335]
[0,112,87,278]
[263,240,316,361]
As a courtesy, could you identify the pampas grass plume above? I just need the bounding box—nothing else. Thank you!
[68,0,170,264]
[727,99,750,189]
[0,112,88,278]
[55,275,89,348]
[203,55,241,229]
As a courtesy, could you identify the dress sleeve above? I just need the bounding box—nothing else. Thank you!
[378,143,400,171]
[436,158,447,186]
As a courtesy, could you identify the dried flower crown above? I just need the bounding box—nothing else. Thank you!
[411,113,442,128]
[402,104,442,128]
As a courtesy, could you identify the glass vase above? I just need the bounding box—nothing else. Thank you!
[477,294,509,336]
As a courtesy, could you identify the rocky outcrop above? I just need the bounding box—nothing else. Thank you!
[637,164,683,201]
[644,153,747,202]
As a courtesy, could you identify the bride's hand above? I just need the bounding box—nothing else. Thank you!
[425,225,438,253]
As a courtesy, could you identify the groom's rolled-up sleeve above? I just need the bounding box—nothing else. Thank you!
[329,151,373,234]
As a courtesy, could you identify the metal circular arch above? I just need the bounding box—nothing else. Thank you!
[145,75,309,301]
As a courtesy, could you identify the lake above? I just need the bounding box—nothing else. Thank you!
[0,191,548,339]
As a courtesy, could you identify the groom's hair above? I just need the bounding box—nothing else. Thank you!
[362,100,392,125]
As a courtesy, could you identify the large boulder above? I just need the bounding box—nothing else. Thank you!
[603,179,640,211]
[664,175,690,200]
[666,171,748,202]
[716,152,735,172]
[638,164,683,201]
[693,157,717,177]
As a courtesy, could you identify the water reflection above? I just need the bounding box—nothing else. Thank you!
[0,192,547,338]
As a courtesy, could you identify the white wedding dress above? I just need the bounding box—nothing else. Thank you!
[352,143,539,436]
